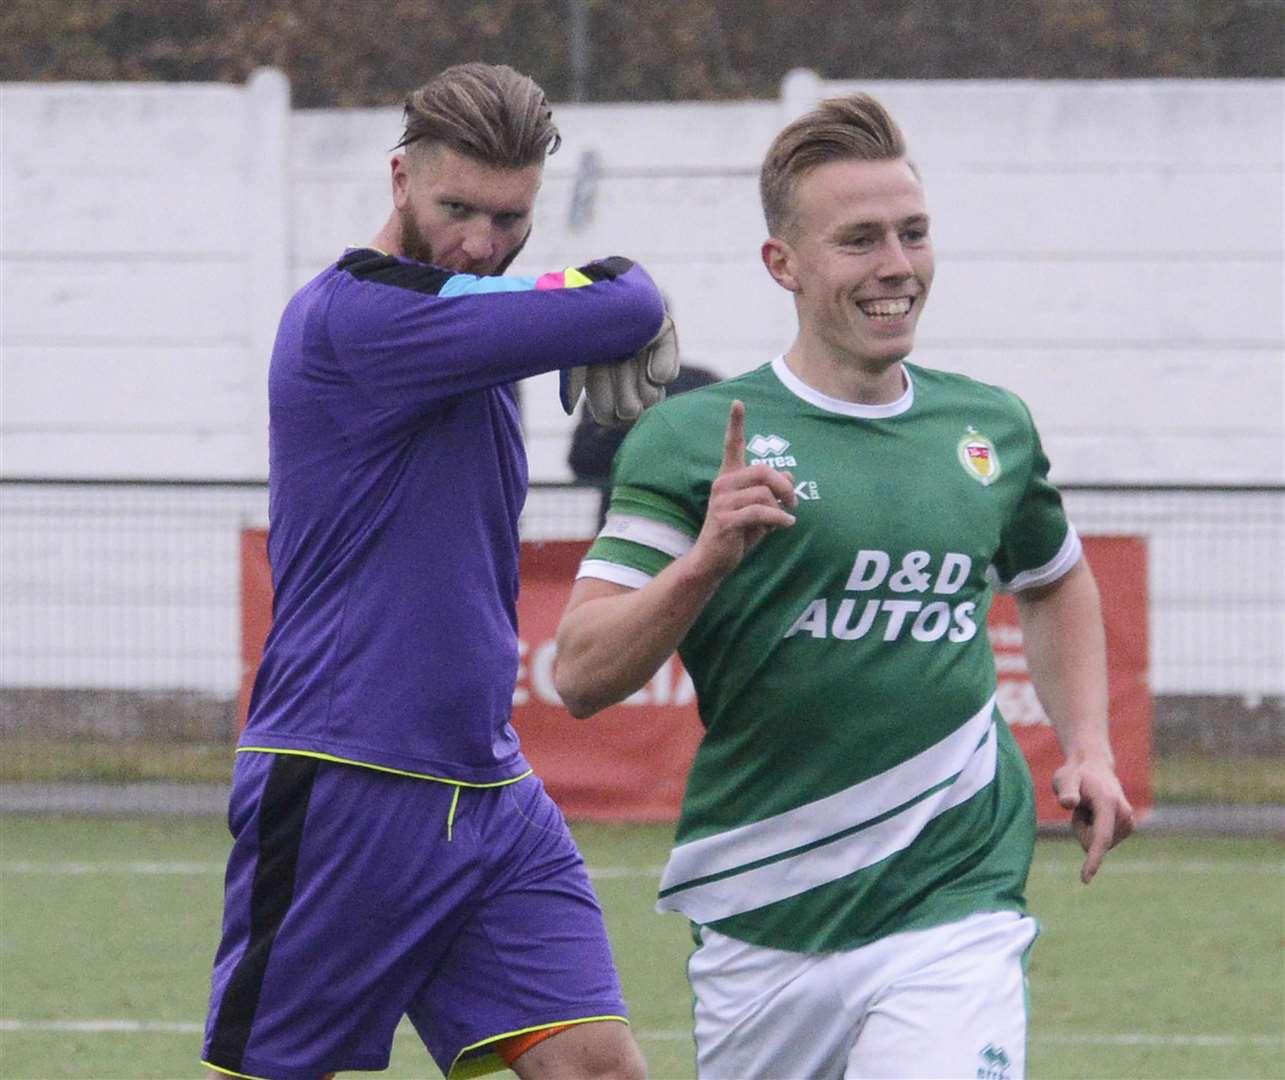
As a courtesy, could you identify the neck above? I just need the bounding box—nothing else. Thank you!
[783,339,908,406]
[370,211,402,257]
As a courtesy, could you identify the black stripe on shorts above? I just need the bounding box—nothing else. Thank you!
[206,754,320,1071]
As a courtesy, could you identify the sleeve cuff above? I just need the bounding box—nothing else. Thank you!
[987,524,1083,594]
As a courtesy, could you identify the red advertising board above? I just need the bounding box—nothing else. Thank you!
[987,537,1152,823]
[240,534,1151,825]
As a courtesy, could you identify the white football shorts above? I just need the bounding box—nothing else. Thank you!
[688,909,1038,1080]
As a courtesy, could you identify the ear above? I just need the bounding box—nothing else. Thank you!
[761,237,800,293]
[390,153,411,210]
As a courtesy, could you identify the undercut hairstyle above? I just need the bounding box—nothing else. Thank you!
[760,93,908,238]
[393,62,561,167]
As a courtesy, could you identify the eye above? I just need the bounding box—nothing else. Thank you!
[494,212,524,229]
[902,224,930,245]
[442,201,471,218]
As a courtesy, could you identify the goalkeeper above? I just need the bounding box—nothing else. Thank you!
[554,93,1134,1080]
[202,63,673,1080]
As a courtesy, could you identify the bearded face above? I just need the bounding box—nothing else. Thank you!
[392,145,541,276]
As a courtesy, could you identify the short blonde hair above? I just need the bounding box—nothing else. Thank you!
[760,93,907,237]
[394,62,561,167]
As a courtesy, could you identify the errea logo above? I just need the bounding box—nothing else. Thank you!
[976,1043,1012,1080]
[747,433,797,468]
[747,433,789,457]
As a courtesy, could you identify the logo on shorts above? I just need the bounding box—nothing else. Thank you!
[958,427,1001,486]
[976,1043,1012,1080]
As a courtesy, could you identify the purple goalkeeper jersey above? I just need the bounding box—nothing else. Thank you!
[240,249,664,783]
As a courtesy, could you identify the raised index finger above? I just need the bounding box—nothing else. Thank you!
[721,400,747,473]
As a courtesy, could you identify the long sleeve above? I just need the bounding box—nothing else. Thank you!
[327,250,665,409]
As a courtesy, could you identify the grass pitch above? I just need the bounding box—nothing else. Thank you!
[0,817,1281,1079]
[6,742,1284,805]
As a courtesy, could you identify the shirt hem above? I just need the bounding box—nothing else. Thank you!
[235,741,532,787]
[699,897,1030,955]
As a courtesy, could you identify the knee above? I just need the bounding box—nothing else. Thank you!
[561,1034,647,1080]
[604,1038,647,1080]
[512,1023,647,1080]
[581,1042,647,1080]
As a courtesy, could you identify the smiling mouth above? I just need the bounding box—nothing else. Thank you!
[857,297,913,319]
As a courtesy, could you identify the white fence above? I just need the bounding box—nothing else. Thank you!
[1,480,1281,702]
[2,73,1282,484]
[1,74,1282,702]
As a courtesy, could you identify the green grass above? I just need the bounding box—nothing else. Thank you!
[0,818,1281,1079]
[0,740,234,784]
[1152,752,1285,805]
[5,742,1285,806]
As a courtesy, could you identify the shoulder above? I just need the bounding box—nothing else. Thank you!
[908,363,1036,427]
[620,366,756,449]
[613,364,773,482]
[332,248,458,296]
[908,362,1017,404]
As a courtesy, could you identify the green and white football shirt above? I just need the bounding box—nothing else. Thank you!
[580,356,1081,953]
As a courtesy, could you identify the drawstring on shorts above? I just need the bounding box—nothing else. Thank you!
[446,784,462,842]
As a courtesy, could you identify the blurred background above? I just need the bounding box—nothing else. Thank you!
[2,0,1281,808]
[0,4,1282,1075]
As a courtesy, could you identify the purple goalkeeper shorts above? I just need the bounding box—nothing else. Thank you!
[202,752,628,1079]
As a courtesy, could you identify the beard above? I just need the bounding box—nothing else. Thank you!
[397,205,532,276]
[398,205,435,265]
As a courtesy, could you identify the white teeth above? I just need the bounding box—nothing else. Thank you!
[859,298,912,318]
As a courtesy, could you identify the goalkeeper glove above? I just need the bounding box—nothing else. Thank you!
[560,315,680,425]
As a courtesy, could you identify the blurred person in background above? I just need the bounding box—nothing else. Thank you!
[554,92,1134,1080]
[201,62,674,1080]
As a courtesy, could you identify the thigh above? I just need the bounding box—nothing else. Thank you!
[845,912,1038,1080]
[689,926,856,1080]
[409,776,631,1078]
[204,754,481,1080]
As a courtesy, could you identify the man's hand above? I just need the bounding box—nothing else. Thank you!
[560,315,681,424]
[553,399,797,718]
[1051,757,1135,884]
[689,400,798,581]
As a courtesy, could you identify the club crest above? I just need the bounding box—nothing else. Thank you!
[958,428,1000,486]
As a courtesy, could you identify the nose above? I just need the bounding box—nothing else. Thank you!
[461,226,496,263]
[877,236,913,280]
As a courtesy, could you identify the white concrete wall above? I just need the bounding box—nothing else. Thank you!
[1,71,290,479]
[2,74,1281,484]
[1,75,1281,699]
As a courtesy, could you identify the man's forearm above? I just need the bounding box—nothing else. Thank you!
[1015,558,1113,763]
[554,555,725,718]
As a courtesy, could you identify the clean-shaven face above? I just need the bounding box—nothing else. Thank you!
[394,143,542,275]
[781,157,934,370]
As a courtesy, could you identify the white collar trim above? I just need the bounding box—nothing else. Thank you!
[771,355,914,418]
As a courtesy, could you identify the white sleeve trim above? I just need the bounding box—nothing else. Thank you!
[598,513,696,558]
[986,524,1083,594]
[575,560,655,590]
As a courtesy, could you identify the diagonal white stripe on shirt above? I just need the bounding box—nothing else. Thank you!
[659,695,996,896]
[657,720,999,924]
